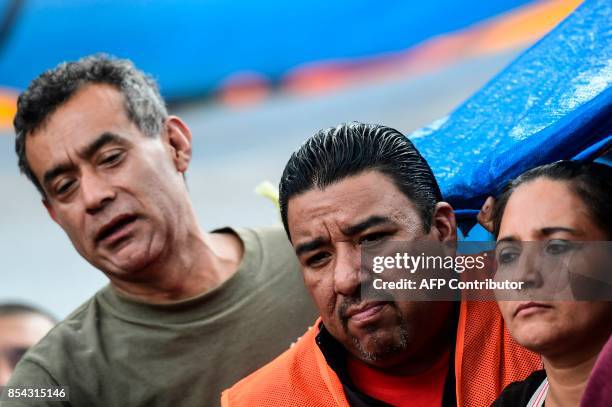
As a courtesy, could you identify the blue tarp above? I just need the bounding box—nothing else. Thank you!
[0,0,532,99]
[410,0,611,216]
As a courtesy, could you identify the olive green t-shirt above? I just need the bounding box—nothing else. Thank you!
[3,227,317,407]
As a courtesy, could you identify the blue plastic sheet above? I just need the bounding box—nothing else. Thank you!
[410,0,612,214]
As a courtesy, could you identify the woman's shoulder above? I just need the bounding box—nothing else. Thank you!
[491,369,547,407]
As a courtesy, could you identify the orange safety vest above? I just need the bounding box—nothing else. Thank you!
[222,301,541,407]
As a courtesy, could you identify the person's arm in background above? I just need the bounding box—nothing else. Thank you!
[1,360,68,407]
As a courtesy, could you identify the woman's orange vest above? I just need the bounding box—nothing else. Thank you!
[222,301,541,407]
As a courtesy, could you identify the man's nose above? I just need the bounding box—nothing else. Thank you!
[333,244,361,296]
[81,172,115,215]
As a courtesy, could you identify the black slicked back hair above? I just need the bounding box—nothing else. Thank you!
[279,122,443,240]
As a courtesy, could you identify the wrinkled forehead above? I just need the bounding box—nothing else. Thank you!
[288,200,355,243]
[287,173,423,243]
[499,178,599,239]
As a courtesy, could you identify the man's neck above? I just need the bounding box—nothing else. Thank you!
[543,340,605,407]
[109,229,244,304]
[375,304,456,377]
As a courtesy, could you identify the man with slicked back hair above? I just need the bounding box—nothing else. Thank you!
[223,122,540,407]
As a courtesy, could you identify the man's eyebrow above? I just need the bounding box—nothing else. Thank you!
[43,163,76,188]
[342,215,394,236]
[42,132,129,189]
[293,216,394,257]
[295,237,328,257]
[79,132,130,161]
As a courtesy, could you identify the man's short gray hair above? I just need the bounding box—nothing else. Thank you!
[14,54,168,196]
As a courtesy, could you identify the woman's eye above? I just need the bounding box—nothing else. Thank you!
[496,248,520,265]
[545,240,573,256]
[306,252,330,267]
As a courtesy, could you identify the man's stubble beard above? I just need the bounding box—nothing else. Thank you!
[350,309,410,362]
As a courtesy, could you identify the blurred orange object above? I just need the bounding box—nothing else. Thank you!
[284,0,583,95]
[0,89,17,131]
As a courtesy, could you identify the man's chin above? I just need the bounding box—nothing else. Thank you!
[95,250,157,279]
[95,235,172,283]
[349,328,409,363]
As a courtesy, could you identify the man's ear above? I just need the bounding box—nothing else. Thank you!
[430,202,457,243]
[163,116,192,173]
[43,198,58,224]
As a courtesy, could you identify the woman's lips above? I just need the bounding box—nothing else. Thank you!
[514,302,553,317]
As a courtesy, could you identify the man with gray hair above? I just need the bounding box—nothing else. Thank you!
[4,55,316,406]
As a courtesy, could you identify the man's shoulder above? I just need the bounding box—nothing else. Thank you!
[222,324,323,405]
[241,225,292,254]
[2,357,61,407]
[11,290,106,380]
[233,225,300,272]
[32,294,98,345]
